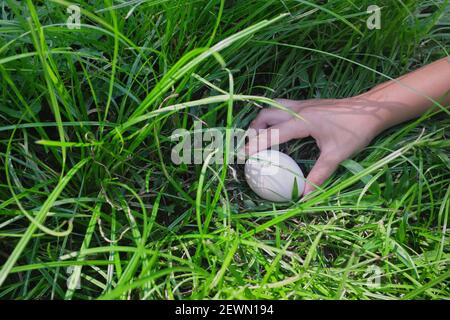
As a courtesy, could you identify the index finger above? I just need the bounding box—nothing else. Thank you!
[245,118,310,156]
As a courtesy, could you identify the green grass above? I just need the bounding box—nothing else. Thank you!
[0,0,449,300]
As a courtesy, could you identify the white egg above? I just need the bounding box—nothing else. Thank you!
[245,150,305,202]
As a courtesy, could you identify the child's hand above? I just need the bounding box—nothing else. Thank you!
[245,96,402,195]
[245,58,449,196]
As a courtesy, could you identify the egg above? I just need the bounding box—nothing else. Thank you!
[245,150,305,202]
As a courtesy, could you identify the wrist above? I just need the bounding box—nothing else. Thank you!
[350,92,411,135]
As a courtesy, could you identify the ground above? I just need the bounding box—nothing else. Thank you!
[0,0,449,299]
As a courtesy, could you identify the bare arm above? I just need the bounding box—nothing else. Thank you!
[363,57,450,131]
[245,57,450,195]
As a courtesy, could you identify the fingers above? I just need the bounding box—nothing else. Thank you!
[303,154,341,195]
[249,109,286,131]
[245,118,310,156]
[249,111,270,131]
[249,99,305,131]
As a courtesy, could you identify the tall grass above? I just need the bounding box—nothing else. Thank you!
[0,0,449,299]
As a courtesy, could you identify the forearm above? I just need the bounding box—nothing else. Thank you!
[362,57,450,130]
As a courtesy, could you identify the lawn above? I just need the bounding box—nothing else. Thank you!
[0,0,449,299]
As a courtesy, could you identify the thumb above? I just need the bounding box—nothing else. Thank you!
[303,154,341,195]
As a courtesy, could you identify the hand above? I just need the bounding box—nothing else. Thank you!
[245,58,450,196]
[245,95,403,195]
